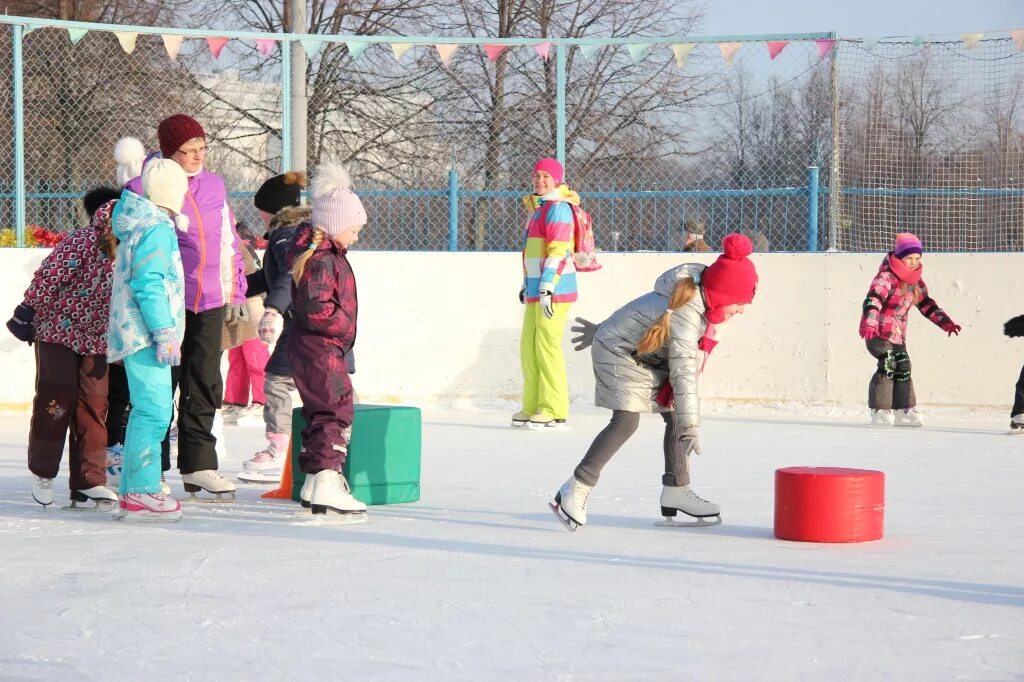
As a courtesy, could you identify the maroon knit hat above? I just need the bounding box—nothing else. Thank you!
[702,233,758,313]
[157,114,206,158]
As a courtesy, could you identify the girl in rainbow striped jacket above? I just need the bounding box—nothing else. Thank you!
[513,158,578,429]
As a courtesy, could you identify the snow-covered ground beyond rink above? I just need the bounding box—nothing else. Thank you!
[0,404,1021,682]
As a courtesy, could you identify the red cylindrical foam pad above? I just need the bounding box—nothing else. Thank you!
[774,467,885,543]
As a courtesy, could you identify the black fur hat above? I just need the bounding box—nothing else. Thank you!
[82,186,122,219]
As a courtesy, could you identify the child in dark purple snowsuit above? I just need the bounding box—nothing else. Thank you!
[285,162,367,519]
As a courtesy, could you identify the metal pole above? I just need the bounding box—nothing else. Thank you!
[807,166,819,252]
[447,167,459,251]
[280,27,291,173]
[13,24,25,247]
[289,0,307,173]
[827,31,840,251]
[555,41,566,165]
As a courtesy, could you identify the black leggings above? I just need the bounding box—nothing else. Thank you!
[574,410,690,488]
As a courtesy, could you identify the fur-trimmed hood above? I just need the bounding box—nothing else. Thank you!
[268,205,312,235]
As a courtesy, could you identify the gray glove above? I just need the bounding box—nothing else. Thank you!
[570,317,598,351]
[677,427,702,456]
[225,304,249,324]
[539,283,554,319]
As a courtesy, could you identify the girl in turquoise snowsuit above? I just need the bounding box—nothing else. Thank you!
[106,160,188,519]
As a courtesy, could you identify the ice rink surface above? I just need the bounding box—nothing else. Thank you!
[0,405,1021,681]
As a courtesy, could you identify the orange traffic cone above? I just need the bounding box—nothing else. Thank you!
[262,437,294,500]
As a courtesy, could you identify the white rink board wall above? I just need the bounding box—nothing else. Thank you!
[0,250,1020,410]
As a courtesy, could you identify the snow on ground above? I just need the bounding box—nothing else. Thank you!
[0,404,1021,681]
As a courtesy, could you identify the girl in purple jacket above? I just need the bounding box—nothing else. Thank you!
[287,163,367,522]
[858,233,960,427]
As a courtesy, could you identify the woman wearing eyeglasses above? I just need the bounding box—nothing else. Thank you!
[122,114,246,501]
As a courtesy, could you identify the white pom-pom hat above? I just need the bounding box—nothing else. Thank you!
[142,159,190,231]
[114,137,146,187]
[310,162,366,239]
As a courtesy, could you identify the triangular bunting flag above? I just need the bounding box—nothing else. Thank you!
[626,43,653,64]
[391,43,414,61]
[346,41,370,60]
[484,44,508,62]
[162,35,184,60]
[862,37,879,52]
[719,42,741,66]
[435,44,458,65]
[579,44,601,60]
[1012,30,1024,50]
[815,38,836,59]
[207,37,229,59]
[534,41,551,61]
[672,43,695,68]
[300,36,324,61]
[961,32,983,49]
[912,35,925,47]
[115,32,138,54]
[67,28,88,45]
[766,40,789,60]
[256,39,276,57]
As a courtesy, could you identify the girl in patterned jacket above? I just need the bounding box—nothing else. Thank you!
[513,157,578,429]
[859,233,960,427]
[551,234,758,531]
[6,189,122,510]
[286,163,367,522]
[106,160,190,521]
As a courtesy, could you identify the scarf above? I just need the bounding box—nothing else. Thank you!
[887,253,923,285]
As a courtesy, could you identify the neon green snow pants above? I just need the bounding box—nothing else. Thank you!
[520,301,571,420]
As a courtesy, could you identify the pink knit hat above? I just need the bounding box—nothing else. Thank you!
[893,232,922,259]
[533,157,564,185]
[310,162,366,239]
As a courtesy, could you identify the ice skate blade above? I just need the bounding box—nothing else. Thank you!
[63,499,117,512]
[237,471,281,484]
[184,492,235,504]
[548,501,580,532]
[308,507,367,524]
[117,509,182,523]
[655,515,722,528]
[511,420,530,428]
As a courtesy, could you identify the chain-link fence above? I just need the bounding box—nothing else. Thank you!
[0,16,1021,252]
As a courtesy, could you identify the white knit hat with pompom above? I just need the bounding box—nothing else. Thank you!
[114,137,146,186]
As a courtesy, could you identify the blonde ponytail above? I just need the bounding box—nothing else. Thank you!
[290,228,326,284]
[636,277,698,354]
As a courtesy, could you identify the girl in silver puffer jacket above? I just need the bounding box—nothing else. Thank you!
[551,234,758,531]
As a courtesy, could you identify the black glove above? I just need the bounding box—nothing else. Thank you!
[518,284,526,304]
[1005,315,1024,338]
[6,303,35,345]
[570,317,599,351]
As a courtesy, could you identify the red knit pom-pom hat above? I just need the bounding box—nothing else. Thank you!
[702,233,758,312]
[157,114,206,158]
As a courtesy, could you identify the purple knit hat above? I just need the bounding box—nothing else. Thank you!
[893,232,922,259]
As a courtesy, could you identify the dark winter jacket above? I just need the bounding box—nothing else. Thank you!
[254,206,310,376]
[285,224,357,378]
[20,201,117,356]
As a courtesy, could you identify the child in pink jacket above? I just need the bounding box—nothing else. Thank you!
[858,233,960,427]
